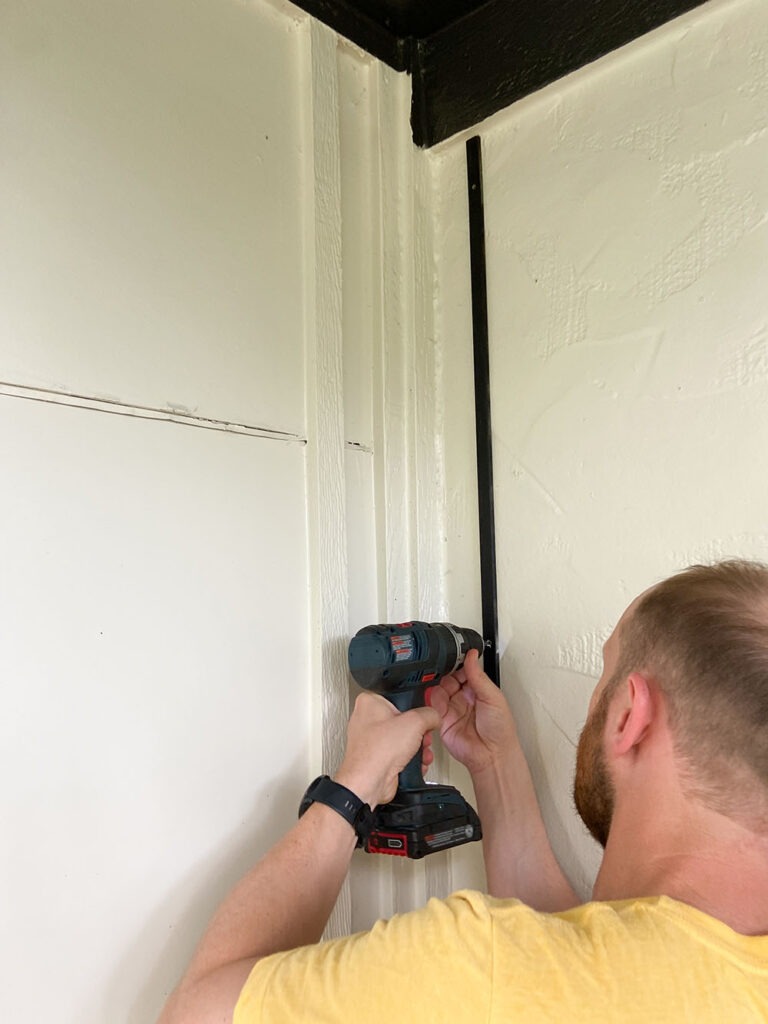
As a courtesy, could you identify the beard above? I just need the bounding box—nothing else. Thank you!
[573,689,616,849]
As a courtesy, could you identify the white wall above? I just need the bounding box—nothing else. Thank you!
[1,3,316,1021]
[435,0,768,896]
[0,402,308,1023]
[10,0,764,1014]
[1,0,305,433]
[1,0,455,1018]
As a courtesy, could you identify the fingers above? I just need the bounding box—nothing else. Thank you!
[353,692,439,737]
[426,684,447,715]
[440,674,465,697]
[428,669,477,720]
[342,696,440,807]
[408,704,441,733]
[420,727,435,772]
[462,649,501,702]
[446,663,468,686]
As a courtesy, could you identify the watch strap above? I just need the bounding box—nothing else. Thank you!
[298,775,373,847]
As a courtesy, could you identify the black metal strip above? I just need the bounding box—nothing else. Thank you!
[466,136,500,687]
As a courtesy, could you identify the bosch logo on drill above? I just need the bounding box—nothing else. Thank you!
[390,634,415,663]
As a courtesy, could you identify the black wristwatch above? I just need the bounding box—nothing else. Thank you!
[298,775,373,848]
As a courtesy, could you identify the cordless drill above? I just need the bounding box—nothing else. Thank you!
[348,621,484,859]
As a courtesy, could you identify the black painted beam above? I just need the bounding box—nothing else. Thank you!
[326,0,487,40]
[289,0,712,147]
[411,0,711,146]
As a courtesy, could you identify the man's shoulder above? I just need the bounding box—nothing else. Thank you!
[488,893,768,965]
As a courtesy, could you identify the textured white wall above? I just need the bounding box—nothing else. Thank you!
[435,0,768,895]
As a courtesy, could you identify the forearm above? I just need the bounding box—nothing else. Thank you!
[197,803,354,962]
[472,747,578,911]
[159,802,356,1023]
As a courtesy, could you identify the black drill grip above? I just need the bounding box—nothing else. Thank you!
[389,686,428,792]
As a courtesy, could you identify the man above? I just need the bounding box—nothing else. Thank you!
[158,560,768,1022]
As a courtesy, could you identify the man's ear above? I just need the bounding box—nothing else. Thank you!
[609,672,654,757]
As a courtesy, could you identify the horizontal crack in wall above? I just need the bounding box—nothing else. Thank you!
[0,381,307,443]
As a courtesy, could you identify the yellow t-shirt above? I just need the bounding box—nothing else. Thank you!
[234,890,768,1022]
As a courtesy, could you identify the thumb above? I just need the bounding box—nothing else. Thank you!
[463,649,501,702]
[404,705,441,734]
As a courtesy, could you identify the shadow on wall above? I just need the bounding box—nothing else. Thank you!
[95,763,304,1024]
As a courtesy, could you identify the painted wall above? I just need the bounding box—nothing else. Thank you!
[435,0,768,896]
[8,0,766,1014]
[1,3,314,1021]
[1,0,452,1017]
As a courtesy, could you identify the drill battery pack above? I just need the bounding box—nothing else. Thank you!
[364,784,482,859]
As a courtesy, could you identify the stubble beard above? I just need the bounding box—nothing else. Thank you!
[573,690,616,849]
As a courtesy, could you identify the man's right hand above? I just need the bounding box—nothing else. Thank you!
[427,649,518,777]
[430,648,578,910]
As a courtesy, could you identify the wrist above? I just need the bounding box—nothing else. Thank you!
[298,775,374,846]
[469,742,525,789]
[332,768,378,810]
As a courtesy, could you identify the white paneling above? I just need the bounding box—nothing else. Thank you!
[374,63,457,913]
[301,18,352,939]
[344,447,389,929]
[336,50,463,923]
[339,45,378,450]
[0,0,305,433]
[0,398,309,1023]
[345,447,379,628]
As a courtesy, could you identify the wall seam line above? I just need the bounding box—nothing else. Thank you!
[0,382,305,441]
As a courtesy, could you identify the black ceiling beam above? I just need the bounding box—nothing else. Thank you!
[288,0,713,146]
[321,0,487,40]
[412,0,711,147]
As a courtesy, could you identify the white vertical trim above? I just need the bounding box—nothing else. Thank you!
[301,17,352,939]
[374,64,420,912]
[412,150,454,903]
[376,64,416,621]
[338,48,397,931]
[373,64,454,911]
[301,27,453,932]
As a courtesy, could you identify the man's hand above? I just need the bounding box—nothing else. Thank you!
[428,649,517,777]
[429,649,578,909]
[335,693,440,808]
